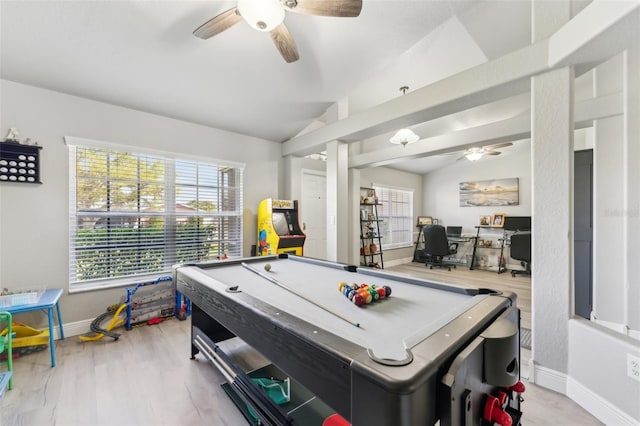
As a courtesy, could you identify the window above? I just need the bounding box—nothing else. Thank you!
[68,142,243,290]
[373,185,413,250]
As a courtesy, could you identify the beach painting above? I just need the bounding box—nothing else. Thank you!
[459,178,519,207]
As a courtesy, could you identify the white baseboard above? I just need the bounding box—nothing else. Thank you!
[567,376,640,425]
[529,361,567,394]
[52,318,95,340]
[529,360,639,425]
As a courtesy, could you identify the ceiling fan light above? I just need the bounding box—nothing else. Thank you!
[466,152,483,161]
[238,0,285,32]
[390,128,420,146]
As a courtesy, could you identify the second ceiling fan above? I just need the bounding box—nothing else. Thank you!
[193,0,363,63]
[457,143,513,161]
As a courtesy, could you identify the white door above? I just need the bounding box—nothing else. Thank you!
[301,170,326,259]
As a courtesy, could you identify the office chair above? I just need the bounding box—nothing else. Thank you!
[423,225,458,271]
[510,231,531,277]
[0,311,13,394]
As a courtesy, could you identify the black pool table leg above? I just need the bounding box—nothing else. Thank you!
[191,341,199,359]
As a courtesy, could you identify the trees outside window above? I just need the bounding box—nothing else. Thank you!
[69,145,243,288]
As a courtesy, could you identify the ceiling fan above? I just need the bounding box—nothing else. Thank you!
[193,0,363,63]
[457,142,513,161]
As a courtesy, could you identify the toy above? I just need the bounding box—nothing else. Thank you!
[78,304,127,342]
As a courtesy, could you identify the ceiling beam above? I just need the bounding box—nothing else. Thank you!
[348,92,623,169]
[282,1,638,159]
[282,42,547,157]
[349,115,530,169]
[548,0,639,67]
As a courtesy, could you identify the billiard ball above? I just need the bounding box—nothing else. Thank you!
[383,286,392,297]
[358,289,372,304]
[264,263,271,272]
[371,284,386,299]
[367,288,379,301]
[352,293,365,306]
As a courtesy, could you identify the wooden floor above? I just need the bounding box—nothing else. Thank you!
[1,263,602,425]
[385,262,532,329]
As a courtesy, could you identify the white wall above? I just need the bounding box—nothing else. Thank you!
[593,54,627,330]
[422,143,532,232]
[0,79,281,326]
[420,143,531,270]
[593,115,626,326]
[563,47,640,425]
[568,319,640,424]
[283,156,325,201]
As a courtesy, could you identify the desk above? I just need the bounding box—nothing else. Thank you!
[4,288,64,367]
[470,226,507,273]
[175,255,523,426]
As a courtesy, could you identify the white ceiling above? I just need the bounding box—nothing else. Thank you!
[1,0,533,173]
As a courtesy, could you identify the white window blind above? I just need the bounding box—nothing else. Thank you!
[373,185,413,250]
[69,144,243,288]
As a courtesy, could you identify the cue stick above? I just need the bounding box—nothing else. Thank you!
[241,262,361,329]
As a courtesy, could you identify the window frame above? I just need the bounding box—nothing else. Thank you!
[66,137,244,292]
[373,184,414,250]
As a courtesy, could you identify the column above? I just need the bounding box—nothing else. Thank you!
[530,0,573,382]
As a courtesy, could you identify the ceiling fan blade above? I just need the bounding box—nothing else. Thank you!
[484,142,513,150]
[271,23,299,63]
[193,7,241,39]
[283,0,363,17]
[485,151,502,156]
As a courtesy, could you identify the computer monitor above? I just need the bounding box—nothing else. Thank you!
[503,216,531,231]
[446,226,463,238]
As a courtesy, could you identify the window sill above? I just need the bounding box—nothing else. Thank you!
[381,243,413,251]
[68,272,172,294]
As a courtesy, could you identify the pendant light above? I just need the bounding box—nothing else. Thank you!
[389,86,419,147]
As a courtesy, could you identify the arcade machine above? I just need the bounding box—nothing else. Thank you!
[257,199,306,256]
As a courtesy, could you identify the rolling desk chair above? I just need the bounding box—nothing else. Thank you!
[510,231,531,277]
[423,225,458,271]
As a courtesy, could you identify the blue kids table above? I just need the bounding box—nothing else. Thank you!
[4,288,64,367]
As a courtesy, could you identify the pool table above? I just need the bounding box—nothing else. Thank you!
[175,254,523,426]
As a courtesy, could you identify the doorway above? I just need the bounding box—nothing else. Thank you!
[301,170,327,259]
[574,149,593,319]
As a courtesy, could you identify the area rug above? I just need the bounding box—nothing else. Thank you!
[520,328,532,350]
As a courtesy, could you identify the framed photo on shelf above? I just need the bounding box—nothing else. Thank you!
[479,215,491,226]
[491,213,506,227]
[417,216,433,226]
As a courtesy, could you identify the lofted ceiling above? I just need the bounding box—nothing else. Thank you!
[1,0,534,173]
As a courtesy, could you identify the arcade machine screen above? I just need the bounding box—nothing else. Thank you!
[272,212,292,236]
